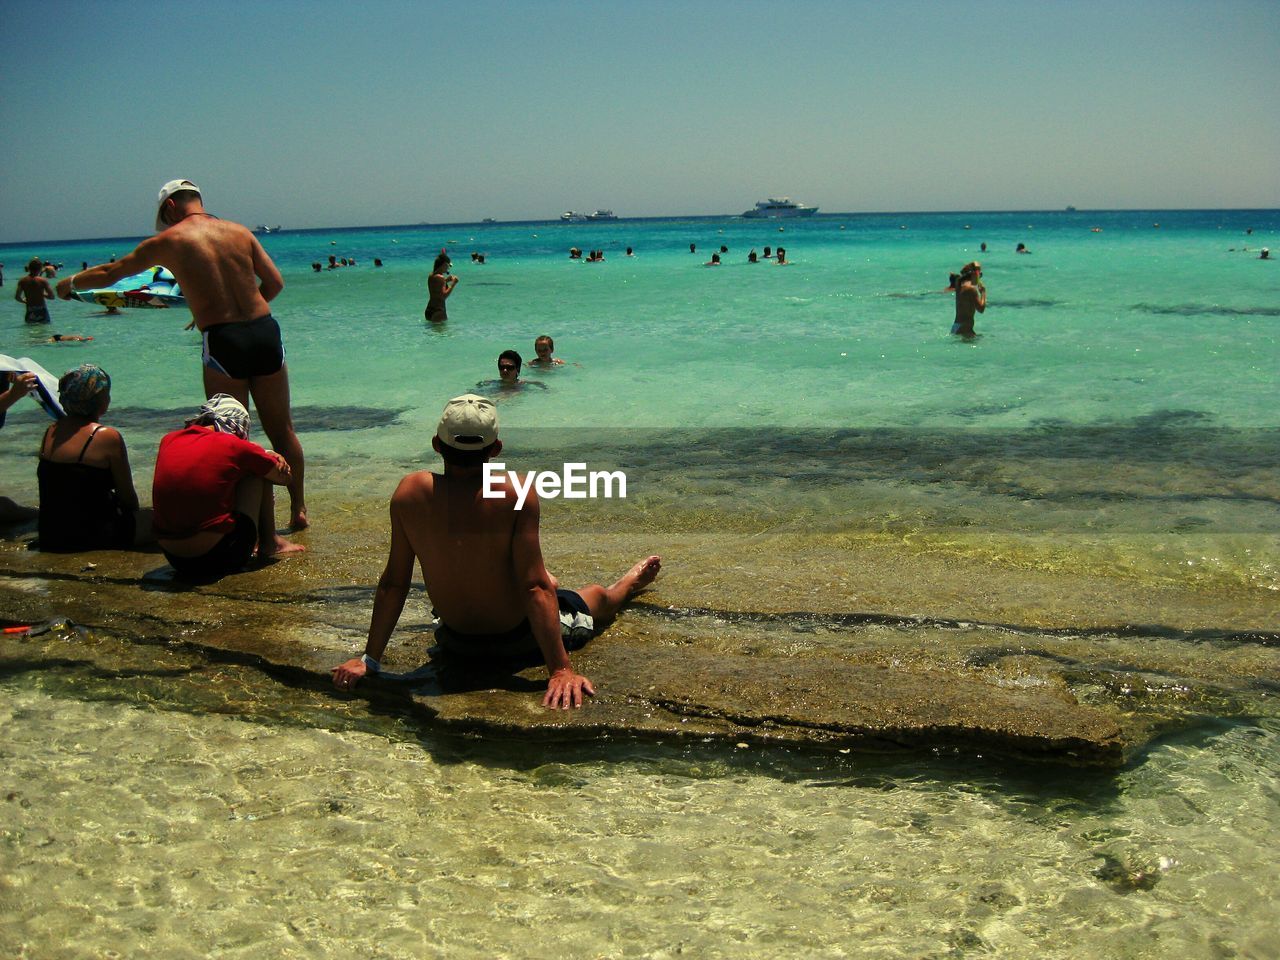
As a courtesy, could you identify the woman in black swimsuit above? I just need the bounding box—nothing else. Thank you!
[425,250,459,322]
[36,364,152,551]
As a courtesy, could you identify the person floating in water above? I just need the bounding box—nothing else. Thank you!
[329,393,661,707]
[951,261,986,337]
[1016,242,1031,254]
[748,249,758,263]
[46,334,93,343]
[425,250,458,322]
[16,258,55,324]
[705,253,721,266]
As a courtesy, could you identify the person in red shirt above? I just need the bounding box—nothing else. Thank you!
[152,394,303,579]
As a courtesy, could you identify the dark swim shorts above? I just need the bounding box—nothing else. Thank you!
[434,589,596,659]
[25,305,50,324]
[163,512,257,580]
[201,314,285,379]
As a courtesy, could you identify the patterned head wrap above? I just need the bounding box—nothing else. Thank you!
[57,364,111,418]
[185,393,250,439]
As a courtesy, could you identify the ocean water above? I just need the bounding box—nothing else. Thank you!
[2,210,1278,957]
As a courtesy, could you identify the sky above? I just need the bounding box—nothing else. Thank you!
[1,0,1277,242]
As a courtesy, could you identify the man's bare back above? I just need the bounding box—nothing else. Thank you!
[16,274,53,308]
[59,214,280,332]
[395,468,535,633]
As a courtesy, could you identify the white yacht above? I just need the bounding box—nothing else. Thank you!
[562,210,618,222]
[740,197,818,219]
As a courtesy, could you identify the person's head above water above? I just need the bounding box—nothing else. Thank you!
[534,335,555,358]
[155,179,203,232]
[434,393,500,467]
[434,250,452,273]
[58,363,111,418]
[498,349,522,383]
[185,393,251,440]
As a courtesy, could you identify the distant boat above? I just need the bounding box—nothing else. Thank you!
[1065,205,1078,212]
[561,210,618,222]
[740,197,818,219]
[482,217,497,223]
[253,224,282,234]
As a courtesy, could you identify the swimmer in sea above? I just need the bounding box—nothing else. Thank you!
[425,250,458,323]
[16,258,55,324]
[47,334,93,342]
[528,335,565,368]
[479,350,547,394]
[705,253,721,266]
[951,261,986,338]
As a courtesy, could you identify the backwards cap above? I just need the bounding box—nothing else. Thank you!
[436,394,497,450]
[156,179,202,232]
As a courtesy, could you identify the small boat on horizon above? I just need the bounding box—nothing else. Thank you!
[561,210,619,222]
[252,224,282,234]
[741,197,818,219]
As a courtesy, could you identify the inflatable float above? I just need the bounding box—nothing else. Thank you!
[70,266,186,309]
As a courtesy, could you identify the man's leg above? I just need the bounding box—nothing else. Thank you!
[248,365,306,530]
[574,556,661,630]
[234,474,304,561]
[204,363,307,530]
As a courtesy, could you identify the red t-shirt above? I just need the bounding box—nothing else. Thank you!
[152,426,278,537]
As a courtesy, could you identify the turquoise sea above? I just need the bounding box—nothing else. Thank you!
[2,210,1278,957]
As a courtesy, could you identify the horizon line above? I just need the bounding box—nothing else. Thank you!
[3,206,1276,249]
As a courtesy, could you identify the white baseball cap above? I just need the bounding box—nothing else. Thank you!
[436,394,498,450]
[156,179,202,232]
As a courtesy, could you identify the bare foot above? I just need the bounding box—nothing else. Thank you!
[261,535,306,560]
[614,555,661,599]
[290,507,309,531]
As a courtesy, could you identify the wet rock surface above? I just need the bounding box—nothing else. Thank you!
[2,514,1275,771]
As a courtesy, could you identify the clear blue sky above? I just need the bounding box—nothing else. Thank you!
[2,0,1277,242]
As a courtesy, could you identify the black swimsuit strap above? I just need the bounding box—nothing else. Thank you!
[77,424,105,462]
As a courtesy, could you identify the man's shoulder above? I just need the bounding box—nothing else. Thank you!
[393,470,439,498]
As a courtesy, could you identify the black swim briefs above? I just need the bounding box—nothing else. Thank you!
[434,589,596,658]
[25,305,50,324]
[201,315,285,379]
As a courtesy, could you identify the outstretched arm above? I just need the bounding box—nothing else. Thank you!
[511,489,594,708]
[331,483,416,689]
[57,238,164,299]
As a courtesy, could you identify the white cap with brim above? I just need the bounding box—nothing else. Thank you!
[156,179,201,232]
[437,394,498,450]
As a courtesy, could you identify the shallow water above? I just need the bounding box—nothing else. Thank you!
[3,683,1277,959]
[2,210,1278,955]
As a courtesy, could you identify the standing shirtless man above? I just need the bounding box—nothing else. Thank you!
[331,394,661,708]
[16,259,55,324]
[56,180,308,528]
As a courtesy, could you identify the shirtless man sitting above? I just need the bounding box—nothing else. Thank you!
[331,394,661,708]
[56,179,308,529]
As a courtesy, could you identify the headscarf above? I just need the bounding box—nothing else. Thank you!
[185,393,250,439]
[58,364,111,418]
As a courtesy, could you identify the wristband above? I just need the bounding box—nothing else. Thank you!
[360,653,381,672]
